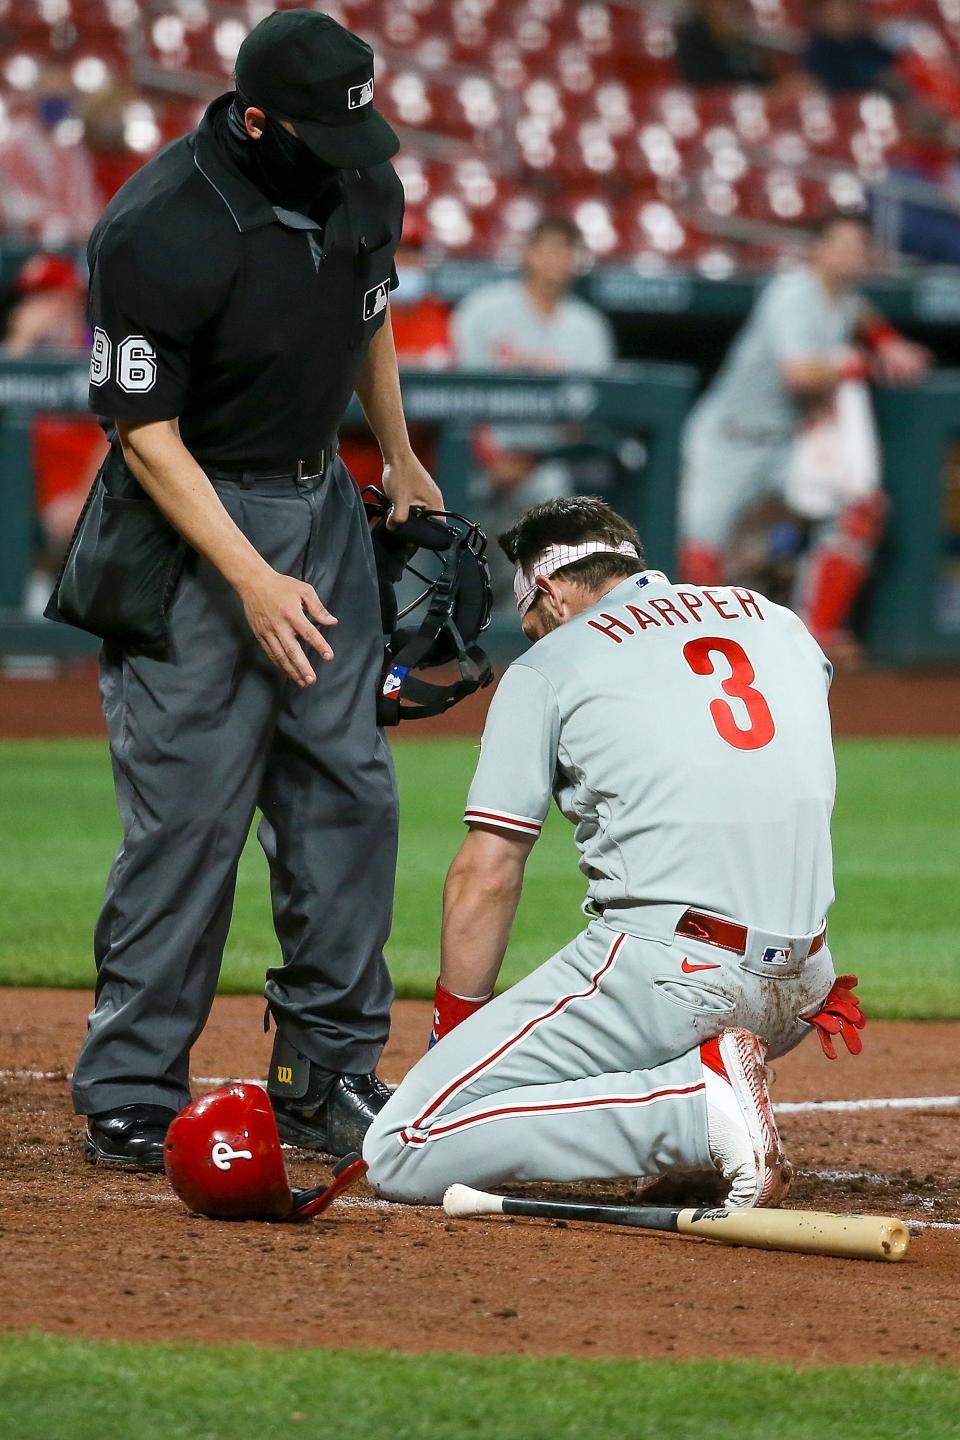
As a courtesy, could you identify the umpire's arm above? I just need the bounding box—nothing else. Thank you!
[353,301,443,525]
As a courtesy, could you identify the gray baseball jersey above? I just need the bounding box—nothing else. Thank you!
[680,266,867,547]
[451,278,614,373]
[364,569,837,1203]
[465,570,835,939]
[451,278,614,451]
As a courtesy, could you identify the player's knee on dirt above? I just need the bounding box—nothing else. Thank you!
[362,1099,447,1205]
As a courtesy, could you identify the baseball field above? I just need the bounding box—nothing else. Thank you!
[2,679,959,1439]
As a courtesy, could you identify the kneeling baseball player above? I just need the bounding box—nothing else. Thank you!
[363,498,864,1205]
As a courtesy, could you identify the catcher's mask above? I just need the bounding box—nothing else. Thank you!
[163,1083,366,1221]
[365,489,494,724]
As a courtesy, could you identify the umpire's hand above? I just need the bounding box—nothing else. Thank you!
[382,451,444,528]
[239,568,338,687]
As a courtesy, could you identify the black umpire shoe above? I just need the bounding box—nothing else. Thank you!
[272,1072,391,1156]
[84,1103,177,1173]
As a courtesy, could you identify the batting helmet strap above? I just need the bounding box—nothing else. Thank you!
[290,1153,368,1219]
[365,491,494,724]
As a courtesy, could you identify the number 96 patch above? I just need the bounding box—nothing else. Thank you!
[89,328,158,393]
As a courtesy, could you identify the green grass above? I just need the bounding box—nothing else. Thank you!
[0,738,958,1018]
[1,1335,958,1440]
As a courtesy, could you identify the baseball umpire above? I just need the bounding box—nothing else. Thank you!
[47,9,442,1171]
[363,497,865,1204]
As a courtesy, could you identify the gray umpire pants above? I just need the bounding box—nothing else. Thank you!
[364,917,834,1203]
[72,458,398,1117]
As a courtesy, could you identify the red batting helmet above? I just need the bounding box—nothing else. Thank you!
[163,1083,366,1221]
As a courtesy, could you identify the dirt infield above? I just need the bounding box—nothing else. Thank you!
[2,988,958,1365]
[3,663,960,738]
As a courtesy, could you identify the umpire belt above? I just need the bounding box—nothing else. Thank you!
[201,441,338,488]
[676,908,827,980]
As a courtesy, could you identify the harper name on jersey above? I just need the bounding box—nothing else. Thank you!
[585,574,765,643]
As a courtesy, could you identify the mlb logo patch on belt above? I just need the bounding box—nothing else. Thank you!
[363,281,389,321]
[762,945,793,968]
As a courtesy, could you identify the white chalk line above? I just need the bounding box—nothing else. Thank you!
[776,1095,960,1114]
[801,1168,889,1183]
[2,1068,957,1117]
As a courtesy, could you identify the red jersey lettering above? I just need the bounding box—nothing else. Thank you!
[587,612,635,644]
[677,591,705,622]
[648,597,690,626]
[731,587,764,620]
[703,588,739,620]
[624,604,661,630]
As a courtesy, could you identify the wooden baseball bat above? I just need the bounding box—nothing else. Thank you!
[442,1184,910,1261]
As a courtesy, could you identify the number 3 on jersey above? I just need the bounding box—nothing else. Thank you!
[682,636,776,751]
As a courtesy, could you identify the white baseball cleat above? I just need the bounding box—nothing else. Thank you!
[699,1027,792,1209]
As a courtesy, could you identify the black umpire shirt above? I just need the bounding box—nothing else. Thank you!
[86,93,404,469]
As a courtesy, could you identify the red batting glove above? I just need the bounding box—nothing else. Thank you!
[801,974,866,1059]
[428,979,491,1050]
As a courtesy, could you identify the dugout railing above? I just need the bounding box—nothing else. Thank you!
[0,362,694,662]
[0,358,958,664]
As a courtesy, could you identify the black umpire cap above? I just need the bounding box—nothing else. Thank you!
[236,9,399,168]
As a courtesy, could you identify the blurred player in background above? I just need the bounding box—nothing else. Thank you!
[388,216,452,369]
[451,216,616,607]
[679,210,930,659]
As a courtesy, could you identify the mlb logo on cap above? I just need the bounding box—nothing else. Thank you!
[235,12,399,168]
[363,281,389,321]
[348,78,374,109]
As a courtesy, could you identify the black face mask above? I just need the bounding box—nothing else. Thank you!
[227,91,339,210]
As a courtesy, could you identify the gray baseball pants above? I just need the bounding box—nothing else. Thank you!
[72,458,397,1117]
[364,917,834,1203]
[679,400,791,550]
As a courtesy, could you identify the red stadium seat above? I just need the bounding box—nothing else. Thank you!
[6,0,959,273]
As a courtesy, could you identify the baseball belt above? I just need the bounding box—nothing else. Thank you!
[676,907,826,961]
[201,440,338,486]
